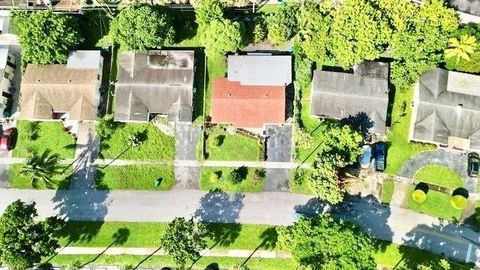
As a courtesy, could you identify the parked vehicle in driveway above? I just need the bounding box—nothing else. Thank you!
[374,142,386,171]
[0,128,15,151]
[359,145,372,169]
[468,152,479,177]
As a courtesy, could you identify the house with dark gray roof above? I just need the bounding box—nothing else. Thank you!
[411,68,480,150]
[310,61,389,135]
[114,50,194,123]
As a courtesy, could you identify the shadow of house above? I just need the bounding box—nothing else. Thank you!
[194,190,245,248]
[340,112,374,137]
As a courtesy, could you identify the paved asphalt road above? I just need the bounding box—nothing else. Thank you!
[0,189,479,265]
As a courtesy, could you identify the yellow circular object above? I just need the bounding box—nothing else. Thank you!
[451,195,467,210]
[412,189,427,203]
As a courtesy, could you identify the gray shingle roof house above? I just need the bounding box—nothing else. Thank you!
[310,61,389,135]
[411,68,480,150]
[227,54,292,86]
[114,50,195,122]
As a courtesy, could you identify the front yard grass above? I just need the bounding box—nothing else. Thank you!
[407,186,462,221]
[205,128,261,161]
[9,164,72,189]
[414,165,464,189]
[289,168,315,195]
[95,165,175,190]
[52,221,472,270]
[200,166,265,192]
[13,120,76,159]
[381,179,395,204]
[385,88,436,175]
[99,123,175,161]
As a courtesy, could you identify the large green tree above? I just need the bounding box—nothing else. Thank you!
[109,3,174,51]
[160,217,207,268]
[307,122,362,204]
[295,2,333,65]
[266,5,297,45]
[278,215,376,270]
[11,10,82,64]
[194,0,224,31]
[0,200,63,270]
[387,0,458,88]
[329,0,391,68]
[201,19,244,55]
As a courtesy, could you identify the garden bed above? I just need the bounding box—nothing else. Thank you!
[99,123,175,161]
[95,165,175,190]
[200,166,265,192]
[13,121,76,159]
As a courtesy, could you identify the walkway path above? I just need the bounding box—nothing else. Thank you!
[58,247,291,259]
[70,122,100,190]
[0,188,479,265]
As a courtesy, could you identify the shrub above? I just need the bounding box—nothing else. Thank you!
[451,195,467,210]
[209,171,220,183]
[253,168,266,184]
[294,128,313,149]
[230,166,248,184]
[412,189,427,203]
[66,261,82,270]
[252,17,267,44]
[26,121,40,141]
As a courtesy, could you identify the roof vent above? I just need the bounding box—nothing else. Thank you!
[37,79,40,82]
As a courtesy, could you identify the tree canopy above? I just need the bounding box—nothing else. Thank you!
[307,122,362,204]
[201,19,244,55]
[329,0,391,68]
[11,10,82,65]
[0,200,63,270]
[160,217,207,268]
[109,3,174,51]
[266,5,297,45]
[278,215,376,270]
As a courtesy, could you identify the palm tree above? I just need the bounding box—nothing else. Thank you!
[444,35,477,63]
[20,150,62,189]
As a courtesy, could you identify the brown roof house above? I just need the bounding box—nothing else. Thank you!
[20,50,103,121]
[211,53,292,130]
[410,68,480,150]
[114,50,195,123]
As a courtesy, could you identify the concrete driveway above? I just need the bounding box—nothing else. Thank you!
[174,123,201,189]
[264,124,292,192]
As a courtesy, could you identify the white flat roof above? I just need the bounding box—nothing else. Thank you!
[67,50,102,70]
[447,71,480,97]
[0,47,9,68]
[227,54,292,86]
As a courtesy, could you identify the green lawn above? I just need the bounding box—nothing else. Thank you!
[205,54,227,117]
[200,167,265,192]
[205,127,262,161]
[407,186,462,221]
[258,4,281,14]
[95,165,175,190]
[51,221,471,269]
[289,168,314,195]
[414,165,464,189]
[99,123,175,161]
[381,179,395,204]
[49,255,297,270]
[386,88,436,174]
[13,121,76,159]
[9,164,72,189]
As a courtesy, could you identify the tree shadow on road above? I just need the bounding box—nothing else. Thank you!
[397,222,476,269]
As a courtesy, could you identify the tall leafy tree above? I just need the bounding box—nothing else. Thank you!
[20,150,62,189]
[201,19,244,55]
[160,217,207,268]
[193,0,224,31]
[0,200,63,270]
[329,0,391,68]
[278,215,376,270]
[11,10,82,64]
[266,5,297,45]
[109,3,174,51]
[307,122,362,204]
[295,2,333,65]
[388,0,458,88]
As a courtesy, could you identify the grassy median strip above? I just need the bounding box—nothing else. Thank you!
[407,187,462,221]
[95,165,175,190]
[414,165,464,189]
[9,164,73,189]
[200,167,265,192]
